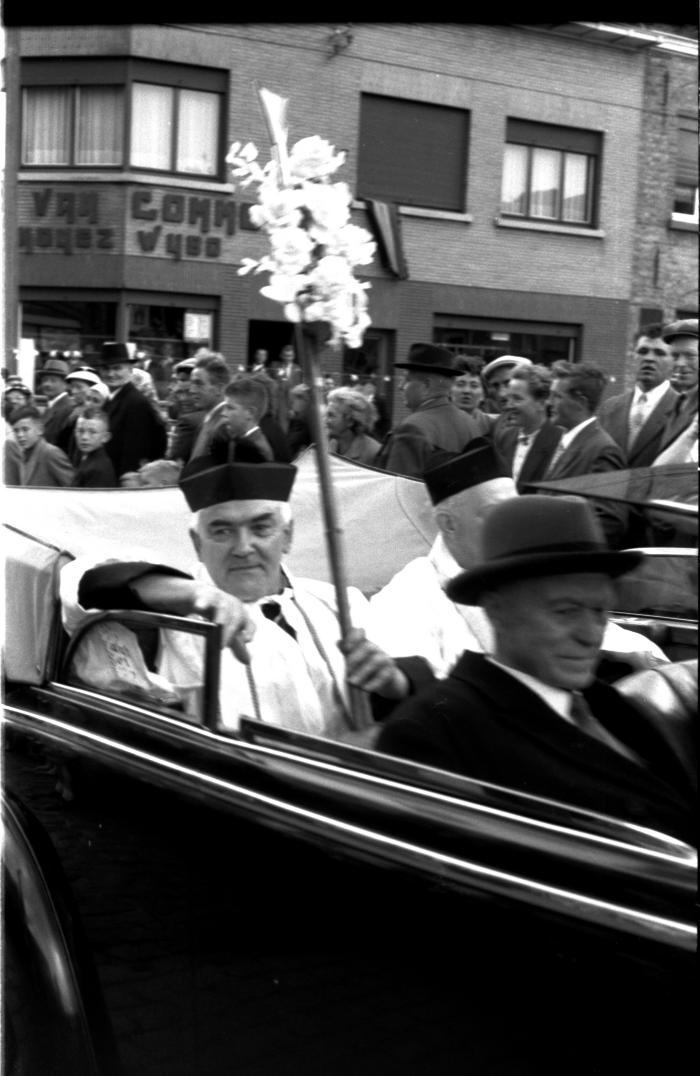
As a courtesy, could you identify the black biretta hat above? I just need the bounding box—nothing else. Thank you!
[394,343,461,378]
[446,495,643,604]
[179,458,297,511]
[423,438,509,505]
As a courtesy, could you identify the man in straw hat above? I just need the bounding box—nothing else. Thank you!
[376,495,694,841]
[374,343,479,477]
[368,442,667,682]
[60,459,431,739]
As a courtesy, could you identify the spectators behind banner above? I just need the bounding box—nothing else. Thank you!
[325,387,382,466]
[286,384,313,459]
[449,356,494,437]
[71,407,118,487]
[6,404,75,487]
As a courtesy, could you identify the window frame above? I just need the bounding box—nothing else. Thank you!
[500,118,602,229]
[20,57,228,180]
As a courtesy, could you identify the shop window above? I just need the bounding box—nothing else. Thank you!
[20,59,225,179]
[434,318,579,367]
[357,94,469,212]
[500,119,601,227]
[672,116,698,225]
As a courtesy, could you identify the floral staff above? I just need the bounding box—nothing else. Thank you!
[228,87,377,729]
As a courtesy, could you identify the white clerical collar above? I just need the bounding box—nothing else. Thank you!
[559,416,596,450]
[47,391,68,408]
[427,533,464,587]
[486,657,573,722]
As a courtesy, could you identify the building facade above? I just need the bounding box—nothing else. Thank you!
[4,22,698,412]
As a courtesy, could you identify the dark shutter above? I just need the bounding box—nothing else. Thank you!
[676,121,698,185]
[358,94,468,212]
[506,118,601,156]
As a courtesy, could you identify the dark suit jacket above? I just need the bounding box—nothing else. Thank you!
[41,393,76,449]
[72,447,118,488]
[598,384,679,467]
[545,418,628,547]
[17,438,75,487]
[497,420,563,493]
[377,652,695,844]
[655,386,699,456]
[166,409,205,463]
[104,382,168,477]
[374,399,479,478]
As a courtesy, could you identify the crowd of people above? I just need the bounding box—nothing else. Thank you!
[3,325,696,838]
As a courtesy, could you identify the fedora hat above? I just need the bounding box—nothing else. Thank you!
[101,342,135,365]
[481,355,532,381]
[38,357,70,379]
[446,495,643,604]
[662,318,698,343]
[394,343,461,378]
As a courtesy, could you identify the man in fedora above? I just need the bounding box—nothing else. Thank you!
[99,341,167,477]
[376,495,694,842]
[374,343,479,477]
[36,356,77,449]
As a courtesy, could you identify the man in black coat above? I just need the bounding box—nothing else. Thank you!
[496,363,562,492]
[376,495,695,844]
[36,356,76,449]
[99,342,167,477]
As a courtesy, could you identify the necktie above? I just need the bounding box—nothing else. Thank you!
[627,393,648,448]
[260,599,297,641]
[674,392,687,418]
[569,692,638,762]
[545,438,565,476]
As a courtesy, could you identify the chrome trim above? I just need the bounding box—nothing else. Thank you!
[3,705,695,951]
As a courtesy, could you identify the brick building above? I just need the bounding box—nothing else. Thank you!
[3,22,697,413]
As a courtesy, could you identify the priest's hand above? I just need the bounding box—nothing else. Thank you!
[339,628,410,699]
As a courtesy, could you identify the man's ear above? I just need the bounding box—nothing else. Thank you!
[189,526,203,561]
[282,519,294,556]
[435,508,456,537]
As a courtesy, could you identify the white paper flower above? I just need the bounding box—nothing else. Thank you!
[269,227,316,275]
[288,136,346,181]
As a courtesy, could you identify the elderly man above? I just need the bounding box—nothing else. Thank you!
[368,441,668,681]
[100,342,168,476]
[498,363,563,490]
[374,343,478,477]
[61,460,431,739]
[545,362,628,547]
[36,356,76,450]
[598,324,678,467]
[376,495,694,843]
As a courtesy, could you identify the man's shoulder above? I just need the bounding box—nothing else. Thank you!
[599,390,632,413]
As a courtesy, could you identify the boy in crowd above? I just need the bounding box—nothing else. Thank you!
[72,407,118,487]
[8,405,75,487]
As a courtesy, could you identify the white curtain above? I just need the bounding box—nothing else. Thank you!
[130,82,172,169]
[530,147,560,218]
[76,87,124,165]
[177,88,218,175]
[22,87,71,165]
[562,152,589,222]
[500,143,528,215]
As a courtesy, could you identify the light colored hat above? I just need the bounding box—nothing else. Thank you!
[85,381,110,402]
[481,355,532,381]
[66,369,103,387]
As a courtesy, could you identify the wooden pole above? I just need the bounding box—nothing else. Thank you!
[294,324,374,730]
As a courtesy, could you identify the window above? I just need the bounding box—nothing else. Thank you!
[500,119,601,226]
[357,94,469,213]
[672,117,698,224]
[21,59,225,178]
[434,316,579,366]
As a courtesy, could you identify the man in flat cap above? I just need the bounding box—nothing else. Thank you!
[480,354,533,459]
[60,460,430,738]
[36,356,77,449]
[653,318,698,462]
[374,344,479,477]
[376,495,694,843]
[368,442,667,682]
[99,342,168,477]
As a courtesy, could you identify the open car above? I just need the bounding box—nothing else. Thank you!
[3,457,697,976]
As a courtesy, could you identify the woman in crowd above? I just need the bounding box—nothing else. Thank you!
[450,356,494,436]
[2,381,33,421]
[324,387,382,466]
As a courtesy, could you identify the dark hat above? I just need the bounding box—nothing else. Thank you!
[38,357,70,379]
[481,355,532,381]
[101,342,135,365]
[662,318,698,343]
[445,495,643,604]
[394,343,461,378]
[423,438,510,505]
[179,458,297,512]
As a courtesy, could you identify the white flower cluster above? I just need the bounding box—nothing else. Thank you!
[227,136,376,350]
